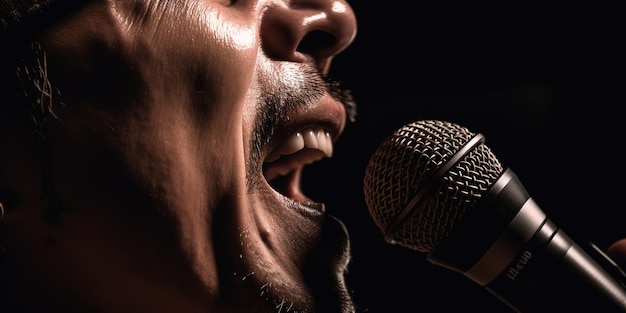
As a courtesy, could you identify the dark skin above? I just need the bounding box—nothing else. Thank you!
[2,1,626,313]
[1,0,357,312]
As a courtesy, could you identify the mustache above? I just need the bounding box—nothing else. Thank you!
[326,76,357,123]
[260,65,356,124]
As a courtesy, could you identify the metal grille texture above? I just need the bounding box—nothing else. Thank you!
[363,120,504,253]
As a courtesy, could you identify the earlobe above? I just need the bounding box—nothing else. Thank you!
[0,114,48,225]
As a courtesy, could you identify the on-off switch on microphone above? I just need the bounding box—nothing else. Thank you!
[363,120,626,312]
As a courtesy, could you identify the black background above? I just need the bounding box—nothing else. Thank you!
[305,2,625,312]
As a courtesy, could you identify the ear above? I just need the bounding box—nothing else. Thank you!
[0,105,47,219]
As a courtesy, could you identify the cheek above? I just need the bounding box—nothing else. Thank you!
[179,5,260,108]
[202,48,258,111]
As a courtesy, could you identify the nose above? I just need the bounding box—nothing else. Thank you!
[260,0,357,72]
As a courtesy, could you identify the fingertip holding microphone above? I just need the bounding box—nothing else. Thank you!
[363,120,626,312]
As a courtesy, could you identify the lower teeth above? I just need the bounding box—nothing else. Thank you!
[301,200,325,212]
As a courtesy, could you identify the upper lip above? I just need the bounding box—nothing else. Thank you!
[261,93,346,209]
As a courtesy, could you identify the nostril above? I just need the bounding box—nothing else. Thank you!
[297,30,337,58]
[259,1,357,67]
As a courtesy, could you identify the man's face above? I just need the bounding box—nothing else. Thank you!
[2,0,357,312]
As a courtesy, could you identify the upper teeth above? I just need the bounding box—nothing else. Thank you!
[265,127,333,162]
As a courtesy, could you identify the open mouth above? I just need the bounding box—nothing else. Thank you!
[262,127,334,212]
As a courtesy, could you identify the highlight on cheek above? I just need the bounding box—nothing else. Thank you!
[197,7,257,51]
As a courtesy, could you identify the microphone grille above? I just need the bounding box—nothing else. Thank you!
[363,120,504,253]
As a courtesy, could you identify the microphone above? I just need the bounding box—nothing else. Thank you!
[363,120,626,312]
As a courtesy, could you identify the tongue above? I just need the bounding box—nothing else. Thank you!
[267,168,307,203]
[263,149,326,181]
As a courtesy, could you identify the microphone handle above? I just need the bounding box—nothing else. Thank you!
[426,169,626,312]
[485,221,626,312]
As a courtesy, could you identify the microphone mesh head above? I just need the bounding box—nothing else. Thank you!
[363,120,504,253]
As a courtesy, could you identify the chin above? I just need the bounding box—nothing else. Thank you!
[212,189,356,313]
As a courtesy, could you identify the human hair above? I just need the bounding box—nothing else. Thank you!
[1,40,61,139]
